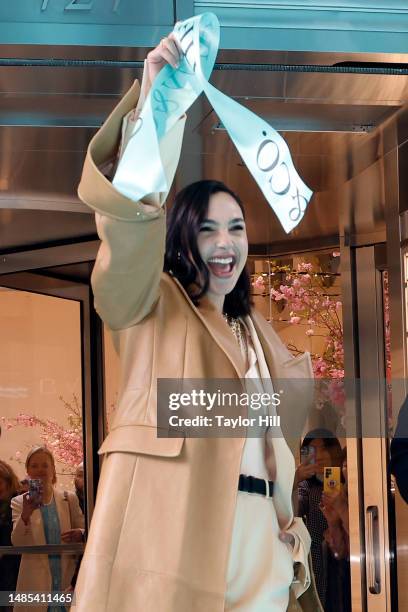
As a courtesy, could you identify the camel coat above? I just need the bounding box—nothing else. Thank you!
[11,489,84,612]
[73,80,316,612]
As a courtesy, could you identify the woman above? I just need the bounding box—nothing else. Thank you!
[11,446,84,612]
[0,460,21,610]
[74,35,317,612]
[295,429,343,610]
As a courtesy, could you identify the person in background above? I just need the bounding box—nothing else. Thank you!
[295,428,343,609]
[74,463,84,514]
[320,447,351,611]
[11,446,84,612]
[390,394,408,503]
[0,460,21,611]
[19,479,29,494]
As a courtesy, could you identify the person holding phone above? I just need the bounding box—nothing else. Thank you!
[72,32,320,612]
[295,430,343,610]
[11,446,84,612]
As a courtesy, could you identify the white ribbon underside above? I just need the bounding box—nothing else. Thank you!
[113,12,313,233]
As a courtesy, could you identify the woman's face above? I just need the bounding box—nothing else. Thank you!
[196,191,248,303]
[309,439,333,476]
[0,476,10,501]
[27,452,54,486]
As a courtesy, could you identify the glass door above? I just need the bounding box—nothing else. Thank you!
[0,271,102,527]
[345,244,397,612]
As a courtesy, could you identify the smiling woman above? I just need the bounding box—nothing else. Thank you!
[164,180,250,316]
[73,32,319,612]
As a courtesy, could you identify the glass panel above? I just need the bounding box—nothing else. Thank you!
[251,250,351,612]
[0,287,85,597]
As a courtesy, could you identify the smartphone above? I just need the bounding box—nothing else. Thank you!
[323,467,341,495]
[300,446,316,464]
[28,478,43,505]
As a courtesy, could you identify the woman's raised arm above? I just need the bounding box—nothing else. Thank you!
[78,35,185,330]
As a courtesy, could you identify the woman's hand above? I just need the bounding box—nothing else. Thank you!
[319,493,341,525]
[294,461,317,487]
[21,491,41,524]
[146,33,182,84]
[61,528,84,543]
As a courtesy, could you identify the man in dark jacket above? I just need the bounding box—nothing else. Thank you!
[390,395,408,503]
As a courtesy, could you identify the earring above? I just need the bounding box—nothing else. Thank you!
[177,251,181,260]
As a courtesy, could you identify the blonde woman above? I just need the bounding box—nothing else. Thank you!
[11,446,84,612]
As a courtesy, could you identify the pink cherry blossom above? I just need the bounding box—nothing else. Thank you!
[5,395,85,475]
[253,276,265,289]
[290,316,301,324]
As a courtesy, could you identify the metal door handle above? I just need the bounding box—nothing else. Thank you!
[366,505,381,594]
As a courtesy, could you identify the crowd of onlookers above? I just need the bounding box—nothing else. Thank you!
[0,447,84,612]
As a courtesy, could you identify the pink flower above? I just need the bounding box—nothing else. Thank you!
[270,289,285,301]
[253,276,265,289]
[305,329,314,336]
[290,316,301,324]
[298,262,313,273]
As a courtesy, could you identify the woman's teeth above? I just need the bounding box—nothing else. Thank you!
[208,257,233,264]
[208,257,235,277]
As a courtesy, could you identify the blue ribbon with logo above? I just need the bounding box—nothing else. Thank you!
[113,12,312,233]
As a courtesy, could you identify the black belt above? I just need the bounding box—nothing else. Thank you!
[238,474,274,498]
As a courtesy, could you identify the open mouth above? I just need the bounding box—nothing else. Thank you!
[207,255,236,278]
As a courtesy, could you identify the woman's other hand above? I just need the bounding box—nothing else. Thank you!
[319,493,340,525]
[294,461,317,486]
[146,33,182,84]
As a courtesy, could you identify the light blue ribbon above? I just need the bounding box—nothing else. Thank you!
[113,12,312,233]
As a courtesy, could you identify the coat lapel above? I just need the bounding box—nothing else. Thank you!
[54,490,70,535]
[30,507,50,573]
[250,309,287,380]
[31,507,46,543]
[165,274,247,379]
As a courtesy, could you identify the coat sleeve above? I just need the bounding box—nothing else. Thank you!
[390,395,408,503]
[10,495,35,546]
[77,78,186,330]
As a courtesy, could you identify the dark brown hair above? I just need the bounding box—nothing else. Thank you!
[0,460,20,499]
[301,428,343,467]
[164,180,252,318]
